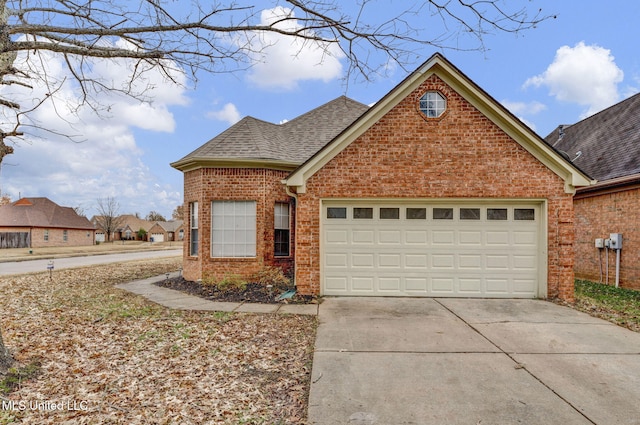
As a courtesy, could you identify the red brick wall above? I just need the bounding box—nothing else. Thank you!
[294,75,575,300]
[182,168,294,282]
[574,187,640,290]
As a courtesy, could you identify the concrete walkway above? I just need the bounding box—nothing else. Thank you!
[116,272,318,316]
[308,297,640,424]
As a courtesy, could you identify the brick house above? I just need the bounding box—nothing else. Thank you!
[172,54,593,301]
[148,220,184,242]
[0,197,95,248]
[547,92,640,290]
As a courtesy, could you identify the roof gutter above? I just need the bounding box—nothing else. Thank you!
[171,157,300,173]
[574,173,640,199]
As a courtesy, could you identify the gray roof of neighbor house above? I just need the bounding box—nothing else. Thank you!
[545,92,640,181]
[156,220,183,232]
[171,96,369,169]
[0,197,95,230]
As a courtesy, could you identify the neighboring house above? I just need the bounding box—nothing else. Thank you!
[546,92,640,290]
[172,54,592,301]
[148,220,184,242]
[117,215,155,241]
[0,197,95,248]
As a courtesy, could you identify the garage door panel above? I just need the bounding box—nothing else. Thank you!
[459,254,482,269]
[486,231,509,245]
[514,231,537,246]
[432,254,455,269]
[486,279,509,294]
[379,277,401,291]
[352,230,374,244]
[322,202,541,298]
[486,255,510,269]
[352,277,375,291]
[351,253,374,268]
[459,231,482,245]
[405,230,428,244]
[405,254,428,268]
[459,278,482,293]
[326,230,348,244]
[432,277,455,293]
[514,255,536,270]
[432,231,455,245]
[325,276,348,291]
[326,253,348,267]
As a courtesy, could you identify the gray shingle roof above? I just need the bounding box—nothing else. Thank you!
[0,197,95,230]
[545,92,640,181]
[174,96,369,166]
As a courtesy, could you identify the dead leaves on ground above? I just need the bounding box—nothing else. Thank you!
[0,259,317,424]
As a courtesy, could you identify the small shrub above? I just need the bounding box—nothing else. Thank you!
[202,274,248,292]
[252,266,291,291]
[0,361,41,395]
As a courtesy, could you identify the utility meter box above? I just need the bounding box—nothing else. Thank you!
[609,233,623,249]
[595,238,604,248]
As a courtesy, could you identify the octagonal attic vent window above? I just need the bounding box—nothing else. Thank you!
[419,91,446,118]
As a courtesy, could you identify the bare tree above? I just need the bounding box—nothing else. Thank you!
[172,204,184,221]
[0,330,11,372]
[146,211,166,222]
[0,0,554,165]
[94,196,124,242]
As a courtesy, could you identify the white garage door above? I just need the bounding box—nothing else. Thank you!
[322,201,544,298]
[151,233,164,242]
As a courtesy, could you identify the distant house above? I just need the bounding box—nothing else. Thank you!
[91,214,183,243]
[546,92,640,290]
[0,197,95,248]
[148,220,184,242]
[117,215,155,241]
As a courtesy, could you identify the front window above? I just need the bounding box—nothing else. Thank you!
[211,201,256,257]
[63,230,68,242]
[274,202,290,257]
[189,202,198,256]
[44,229,49,241]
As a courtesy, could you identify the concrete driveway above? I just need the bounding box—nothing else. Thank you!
[308,298,640,424]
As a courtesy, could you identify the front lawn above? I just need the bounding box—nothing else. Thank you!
[0,258,316,424]
[572,279,640,332]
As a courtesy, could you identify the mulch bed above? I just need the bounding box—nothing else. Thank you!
[155,276,318,305]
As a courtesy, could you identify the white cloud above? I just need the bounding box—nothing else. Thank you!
[0,40,187,218]
[206,103,242,125]
[239,7,344,90]
[524,42,624,118]
[501,100,546,116]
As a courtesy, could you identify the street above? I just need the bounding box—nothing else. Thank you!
[0,249,182,276]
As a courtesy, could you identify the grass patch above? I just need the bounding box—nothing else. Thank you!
[0,361,41,396]
[574,279,640,331]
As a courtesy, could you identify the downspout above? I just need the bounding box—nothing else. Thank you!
[283,181,298,290]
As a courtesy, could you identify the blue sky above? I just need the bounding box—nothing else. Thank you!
[2,1,639,219]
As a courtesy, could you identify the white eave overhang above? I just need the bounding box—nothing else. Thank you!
[170,157,300,173]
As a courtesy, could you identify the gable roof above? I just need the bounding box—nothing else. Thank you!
[545,92,640,182]
[171,96,369,172]
[118,215,155,232]
[285,53,594,194]
[155,220,183,232]
[0,197,95,230]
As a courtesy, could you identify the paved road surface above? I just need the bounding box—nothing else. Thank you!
[0,249,182,276]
